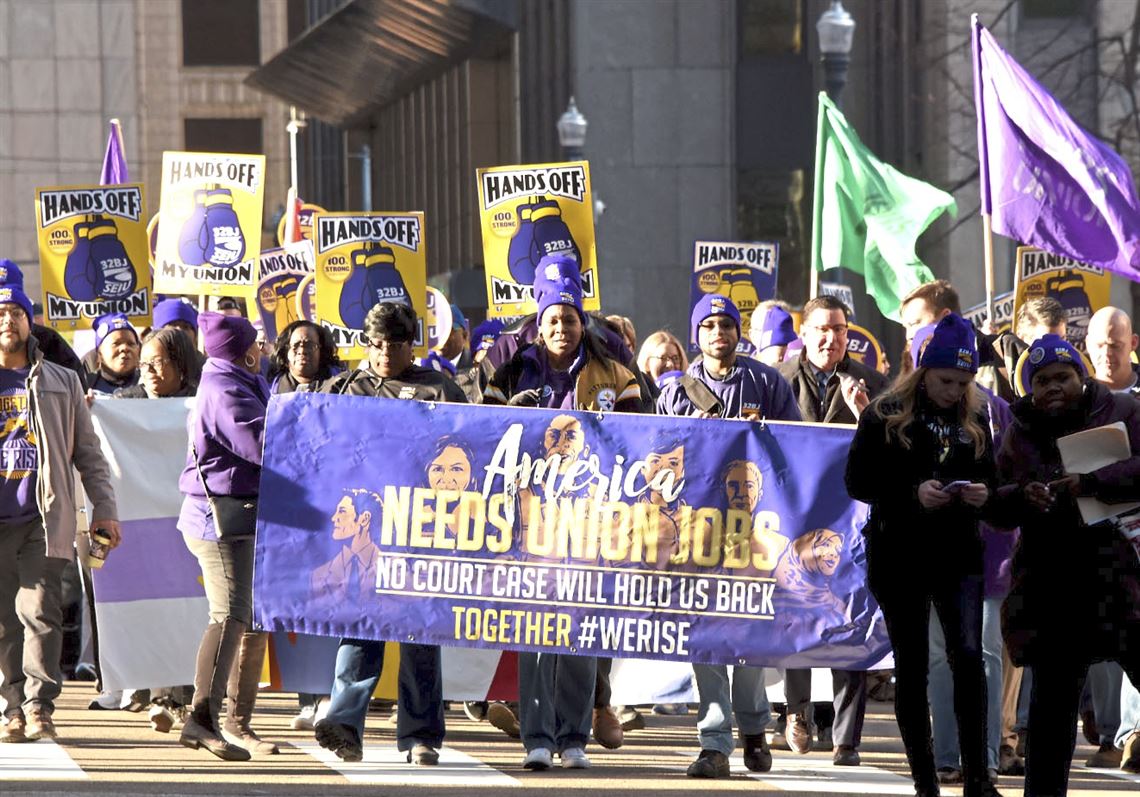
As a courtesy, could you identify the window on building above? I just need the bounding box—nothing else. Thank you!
[739,0,803,57]
[184,118,264,155]
[182,0,260,66]
[1021,0,1085,18]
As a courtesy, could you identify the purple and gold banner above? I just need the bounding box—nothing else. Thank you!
[254,394,889,669]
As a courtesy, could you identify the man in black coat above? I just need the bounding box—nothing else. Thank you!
[776,294,887,766]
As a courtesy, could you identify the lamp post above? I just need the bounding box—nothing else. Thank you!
[557,96,588,161]
[816,1,855,110]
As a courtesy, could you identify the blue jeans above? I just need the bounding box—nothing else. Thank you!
[323,638,444,751]
[929,596,1002,770]
[1088,661,1123,745]
[1116,672,1140,749]
[518,652,595,753]
[693,664,771,756]
[1016,667,1032,731]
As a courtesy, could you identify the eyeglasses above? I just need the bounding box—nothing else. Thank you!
[289,340,318,353]
[804,324,849,335]
[648,354,681,364]
[367,339,409,352]
[0,307,27,323]
[140,358,170,373]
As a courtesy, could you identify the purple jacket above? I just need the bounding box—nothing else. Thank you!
[484,314,633,372]
[978,386,1018,597]
[178,358,270,500]
[656,357,802,422]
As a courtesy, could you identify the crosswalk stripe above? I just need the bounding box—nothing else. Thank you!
[0,740,88,780]
[1078,762,1140,784]
[294,740,519,786]
[742,754,916,794]
[673,751,914,794]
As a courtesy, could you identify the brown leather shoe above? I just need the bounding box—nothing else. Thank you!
[0,713,27,743]
[25,709,56,741]
[1086,741,1123,768]
[787,713,813,754]
[1122,731,1140,774]
[592,706,624,750]
[487,702,520,739]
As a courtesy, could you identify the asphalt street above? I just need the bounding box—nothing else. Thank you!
[1,683,1138,796]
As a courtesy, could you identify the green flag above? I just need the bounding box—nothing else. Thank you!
[811,92,956,320]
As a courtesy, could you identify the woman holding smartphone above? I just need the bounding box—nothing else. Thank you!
[846,314,1000,797]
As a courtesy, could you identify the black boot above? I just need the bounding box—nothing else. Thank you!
[180,620,250,761]
[223,631,278,754]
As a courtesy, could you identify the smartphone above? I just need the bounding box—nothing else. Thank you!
[942,480,971,494]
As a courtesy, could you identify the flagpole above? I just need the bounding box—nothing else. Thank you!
[982,214,996,322]
[809,93,827,301]
[971,15,996,323]
[286,106,305,193]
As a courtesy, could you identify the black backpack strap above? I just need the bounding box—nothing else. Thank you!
[679,375,723,417]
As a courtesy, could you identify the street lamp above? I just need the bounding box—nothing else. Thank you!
[557,96,588,161]
[816,1,855,110]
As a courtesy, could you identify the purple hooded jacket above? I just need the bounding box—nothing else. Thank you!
[178,358,270,507]
[979,385,1019,597]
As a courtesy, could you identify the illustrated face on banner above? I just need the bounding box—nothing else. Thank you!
[544,415,586,463]
[723,460,762,514]
[256,240,315,344]
[689,241,778,351]
[313,212,428,360]
[477,162,599,318]
[277,202,326,247]
[35,184,153,330]
[645,443,685,501]
[425,438,475,492]
[154,151,266,297]
[331,495,365,540]
[1013,247,1110,352]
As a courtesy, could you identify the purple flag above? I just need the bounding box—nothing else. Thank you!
[99,119,129,186]
[972,16,1140,280]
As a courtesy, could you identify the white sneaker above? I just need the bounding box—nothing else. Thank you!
[560,746,591,769]
[523,747,553,770]
[88,690,122,710]
[292,704,317,731]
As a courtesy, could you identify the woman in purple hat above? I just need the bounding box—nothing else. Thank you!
[993,334,1140,795]
[846,313,1001,797]
[175,312,277,761]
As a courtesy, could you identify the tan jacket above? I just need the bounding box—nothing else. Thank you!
[25,338,118,559]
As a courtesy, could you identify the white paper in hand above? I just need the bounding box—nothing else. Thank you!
[1057,422,1140,524]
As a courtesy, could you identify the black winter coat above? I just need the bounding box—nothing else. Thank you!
[845,392,996,584]
[994,381,1140,666]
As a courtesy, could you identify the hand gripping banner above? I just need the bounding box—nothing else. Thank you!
[254,395,890,670]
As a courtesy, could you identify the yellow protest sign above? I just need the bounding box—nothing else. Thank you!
[963,291,1015,334]
[1013,246,1111,352]
[255,240,315,343]
[34,184,152,331]
[276,201,325,247]
[313,212,428,360]
[153,151,266,297]
[476,161,599,317]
